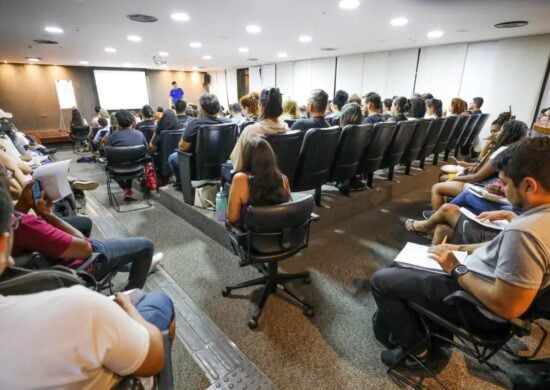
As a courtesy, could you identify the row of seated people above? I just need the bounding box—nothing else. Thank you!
[0,166,176,387]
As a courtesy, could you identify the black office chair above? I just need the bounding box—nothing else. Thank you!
[178,123,238,205]
[284,119,297,128]
[105,145,153,212]
[328,124,373,190]
[239,120,255,135]
[455,114,481,158]
[432,116,459,165]
[357,122,397,188]
[417,117,445,170]
[329,116,341,126]
[380,120,418,181]
[152,130,184,178]
[70,125,90,153]
[389,288,550,389]
[461,113,490,157]
[223,194,319,329]
[401,119,432,175]
[262,130,304,188]
[444,115,471,161]
[293,126,341,206]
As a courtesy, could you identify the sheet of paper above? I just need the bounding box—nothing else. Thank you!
[32,159,72,202]
[467,185,511,205]
[394,242,468,274]
[459,207,509,231]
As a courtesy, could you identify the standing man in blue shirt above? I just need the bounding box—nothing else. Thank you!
[170,81,184,105]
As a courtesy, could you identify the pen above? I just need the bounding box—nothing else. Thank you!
[441,236,448,245]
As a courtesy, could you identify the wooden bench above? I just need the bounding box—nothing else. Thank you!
[25,129,72,144]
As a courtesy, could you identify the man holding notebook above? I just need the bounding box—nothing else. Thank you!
[371,137,550,368]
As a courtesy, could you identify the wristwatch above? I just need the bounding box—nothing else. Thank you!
[451,264,469,281]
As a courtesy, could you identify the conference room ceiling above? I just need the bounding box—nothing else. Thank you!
[0,0,549,71]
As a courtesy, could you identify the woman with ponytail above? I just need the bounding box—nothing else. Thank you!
[230,87,289,171]
[390,96,410,122]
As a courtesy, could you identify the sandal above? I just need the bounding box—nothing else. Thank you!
[405,219,432,240]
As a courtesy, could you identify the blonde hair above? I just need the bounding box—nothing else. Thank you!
[282,99,298,119]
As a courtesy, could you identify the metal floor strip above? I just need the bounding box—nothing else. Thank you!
[84,193,275,390]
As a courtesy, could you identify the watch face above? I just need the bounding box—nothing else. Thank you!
[455,265,468,275]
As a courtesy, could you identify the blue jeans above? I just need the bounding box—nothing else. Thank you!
[136,291,174,331]
[450,189,513,215]
[168,152,179,184]
[91,237,154,290]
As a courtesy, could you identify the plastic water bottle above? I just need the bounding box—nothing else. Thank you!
[216,189,228,222]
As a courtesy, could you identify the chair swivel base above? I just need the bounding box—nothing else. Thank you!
[222,263,314,329]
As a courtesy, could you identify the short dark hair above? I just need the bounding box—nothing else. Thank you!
[156,106,164,113]
[171,81,177,86]
[259,88,283,119]
[333,90,349,110]
[383,98,392,110]
[94,105,101,113]
[141,105,154,118]
[426,98,443,118]
[393,96,410,114]
[115,110,134,128]
[493,137,550,191]
[408,97,426,119]
[98,117,108,127]
[421,93,434,100]
[175,99,187,114]
[309,89,329,113]
[230,103,242,113]
[0,173,13,234]
[473,97,484,108]
[364,92,382,110]
[199,93,220,116]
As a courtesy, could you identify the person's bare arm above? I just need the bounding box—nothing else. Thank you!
[227,173,248,224]
[445,242,488,254]
[478,210,517,222]
[429,246,538,319]
[114,293,165,376]
[451,159,497,183]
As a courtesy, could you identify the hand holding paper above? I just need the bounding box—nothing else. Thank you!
[428,245,461,274]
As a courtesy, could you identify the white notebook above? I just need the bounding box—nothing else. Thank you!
[459,207,509,231]
[394,242,468,275]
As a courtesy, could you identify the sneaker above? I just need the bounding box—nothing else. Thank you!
[381,346,431,369]
[349,176,367,192]
[149,253,163,274]
[422,210,435,220]
[71,180,99,191]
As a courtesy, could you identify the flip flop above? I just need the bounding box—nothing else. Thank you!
[405,219,432,240]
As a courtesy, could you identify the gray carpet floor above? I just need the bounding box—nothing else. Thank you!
[60,148,549,389]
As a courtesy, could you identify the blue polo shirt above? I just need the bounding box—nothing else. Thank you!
[170,87,184,104]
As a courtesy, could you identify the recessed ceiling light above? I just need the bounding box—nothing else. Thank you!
[171,12,190,22]
[44,26,63,34]
[104,47,117,53]
[158,51,169,57]
[190,42,202,48]
[246,25,261,34]
[79,60,89,65]
[338,0,360,10]
[277,52,288,58]
[427,30,444,38]
[27,57,41,62]
[390,17,408,27]
[494,20,528,29]
[238,47,249,53]
[203,55,212,60]
[127,35,142,42]
[299,35,312,43]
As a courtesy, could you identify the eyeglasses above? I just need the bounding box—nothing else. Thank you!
[11,212,23,231]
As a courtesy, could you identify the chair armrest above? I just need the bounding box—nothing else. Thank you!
[75,252,103,272]
[225,222,248,238]
[310,212,320,222]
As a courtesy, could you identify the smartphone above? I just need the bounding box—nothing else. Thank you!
[31,180,42,204]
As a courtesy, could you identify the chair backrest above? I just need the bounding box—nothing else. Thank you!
[157,130,184,177]
[0,266,86,296]
[401,118,433,165]
[358,122,397,175]
[243,194,314,255]
[137,122,156,143]
[262,130,304,188]
[464,113,490,149]
[380,120,418,169]
[293,126,341,191]
[433,116,459,155]
[195,123,238,179]
[329,124,372,182]
[457,114,481,148]
[105,145,147,177]
[446,115,471,153]
[70,125,90,139]
[240,120,254,135]
[417,117,446,160]
[284,119,296,128]
[329,116,340,126]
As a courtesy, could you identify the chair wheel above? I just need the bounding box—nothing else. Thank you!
[303,307,315,317]
[221,288,231,297]
[248,318,258,329]
[303,276,311,284]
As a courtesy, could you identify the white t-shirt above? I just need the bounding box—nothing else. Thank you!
[0,285,150,389]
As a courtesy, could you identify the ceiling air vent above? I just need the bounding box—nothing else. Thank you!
[33,39,58,45]
[247,58,259,61]
[127,14,158,23]
[320,47,338,51]
[494,21,528,29]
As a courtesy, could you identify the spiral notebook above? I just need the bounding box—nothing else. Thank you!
[393,242,469,275]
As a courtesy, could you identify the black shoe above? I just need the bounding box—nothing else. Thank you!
[349,176,367,192]
[123,196,137,202]
[337,181,350,196]
[381,346,431,369]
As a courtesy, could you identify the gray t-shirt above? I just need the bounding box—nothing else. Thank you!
[465,204,550,290]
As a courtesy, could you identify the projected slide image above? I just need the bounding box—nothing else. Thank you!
[94,70,150,110]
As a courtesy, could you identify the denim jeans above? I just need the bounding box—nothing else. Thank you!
[168,152,179,184]
[136,291,174,331]
[63,216,92,237]
[91,237,154,290]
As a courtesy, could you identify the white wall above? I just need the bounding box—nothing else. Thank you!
[261,64,276,90]
[276,62,294,99]
[336,54,363,96]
